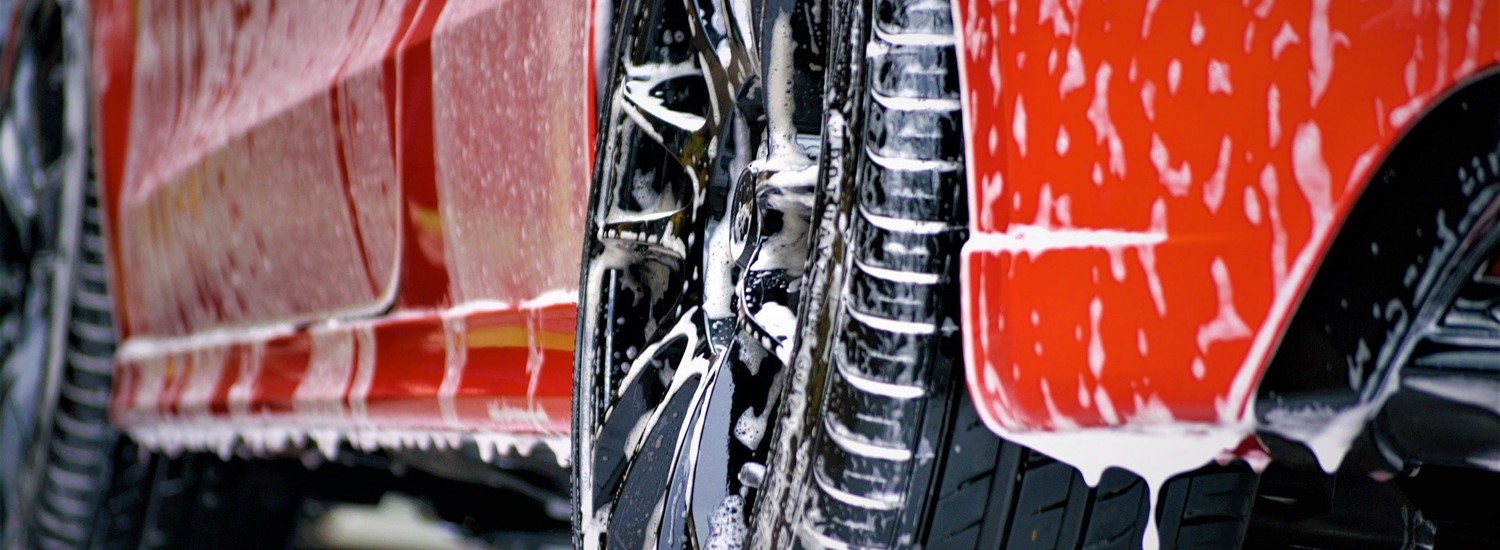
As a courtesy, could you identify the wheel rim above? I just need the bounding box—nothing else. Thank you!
[576,0,821,547]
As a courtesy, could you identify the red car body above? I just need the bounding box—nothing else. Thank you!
[955,0,1499,476]
[95,0,589,456]
[93,0,1498,472]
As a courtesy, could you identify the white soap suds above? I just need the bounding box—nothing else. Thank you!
[1307,0,1337,105]
[1266,84,1283,147]
[996,422,1254,550]
[1085,63,1127,178]
[1259,166,1289,286]
[1271,22,1300,60]
[1141,0,1163,38]
[439,314,468,428]
[127,422,567,467]
[1243,187,1263,226]
[966,226,1166,258]
[1140,200,1170,316]
[1207,59,1233,95]
[1013,95,1029,158]
[1040,379,1079,430]
[734,407,768,449]
[1058,45,1087,97]
[1203,137,1232,213]
[1167,59,1182,95]
[1292,123,1334,227]
[1149,134,1193,196]
[1140,80,1157,121]
[1088,298,1105,377]
[1196,258,1252,353]
[1261,404,1372,472]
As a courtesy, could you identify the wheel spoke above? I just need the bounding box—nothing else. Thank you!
[598,311,714,544]
[650,327,782,550]
[738,156,817,362]
[1441,275,1500,332]
[619,65,715,167]
[678,343,738,549]
[605,373,702,548]
[1407,243,1500,373]
[1408,330,1500,372]
[582,0,814,546]
[600,207,692,260]
[683,0,755,129]
[1411,271,1500,372]
[590,328,690,509]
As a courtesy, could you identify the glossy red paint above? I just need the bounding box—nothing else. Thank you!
[396,0,452,309]
[954,1,1500,433]
[95,0,589,442]
[89,0,134,339]
[431,0,589,306]
[109,304,574,442]
[113,1,411,336]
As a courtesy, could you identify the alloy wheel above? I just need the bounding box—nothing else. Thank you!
[574,0,825,547]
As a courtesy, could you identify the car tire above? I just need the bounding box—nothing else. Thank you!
[0,1,133,546]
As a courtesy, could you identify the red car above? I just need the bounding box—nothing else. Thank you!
[0,0,1496,547]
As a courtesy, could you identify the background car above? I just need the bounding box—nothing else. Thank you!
[0,0,1495,548]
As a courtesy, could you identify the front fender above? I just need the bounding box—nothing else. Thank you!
[955,1,1499,437]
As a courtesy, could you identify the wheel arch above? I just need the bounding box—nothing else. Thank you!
[1254,66,1500,448]
[955,2,1500,440]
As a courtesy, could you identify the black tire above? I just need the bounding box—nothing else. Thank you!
[751,0,1261,548]
[0,2,141,547]
[30,171,128,549]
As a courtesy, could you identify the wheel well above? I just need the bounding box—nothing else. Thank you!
[1254,66,1500,430]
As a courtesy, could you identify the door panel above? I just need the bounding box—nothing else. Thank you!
[431,0,589,305]
[97,0,592,446]
[113,1,414,337]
